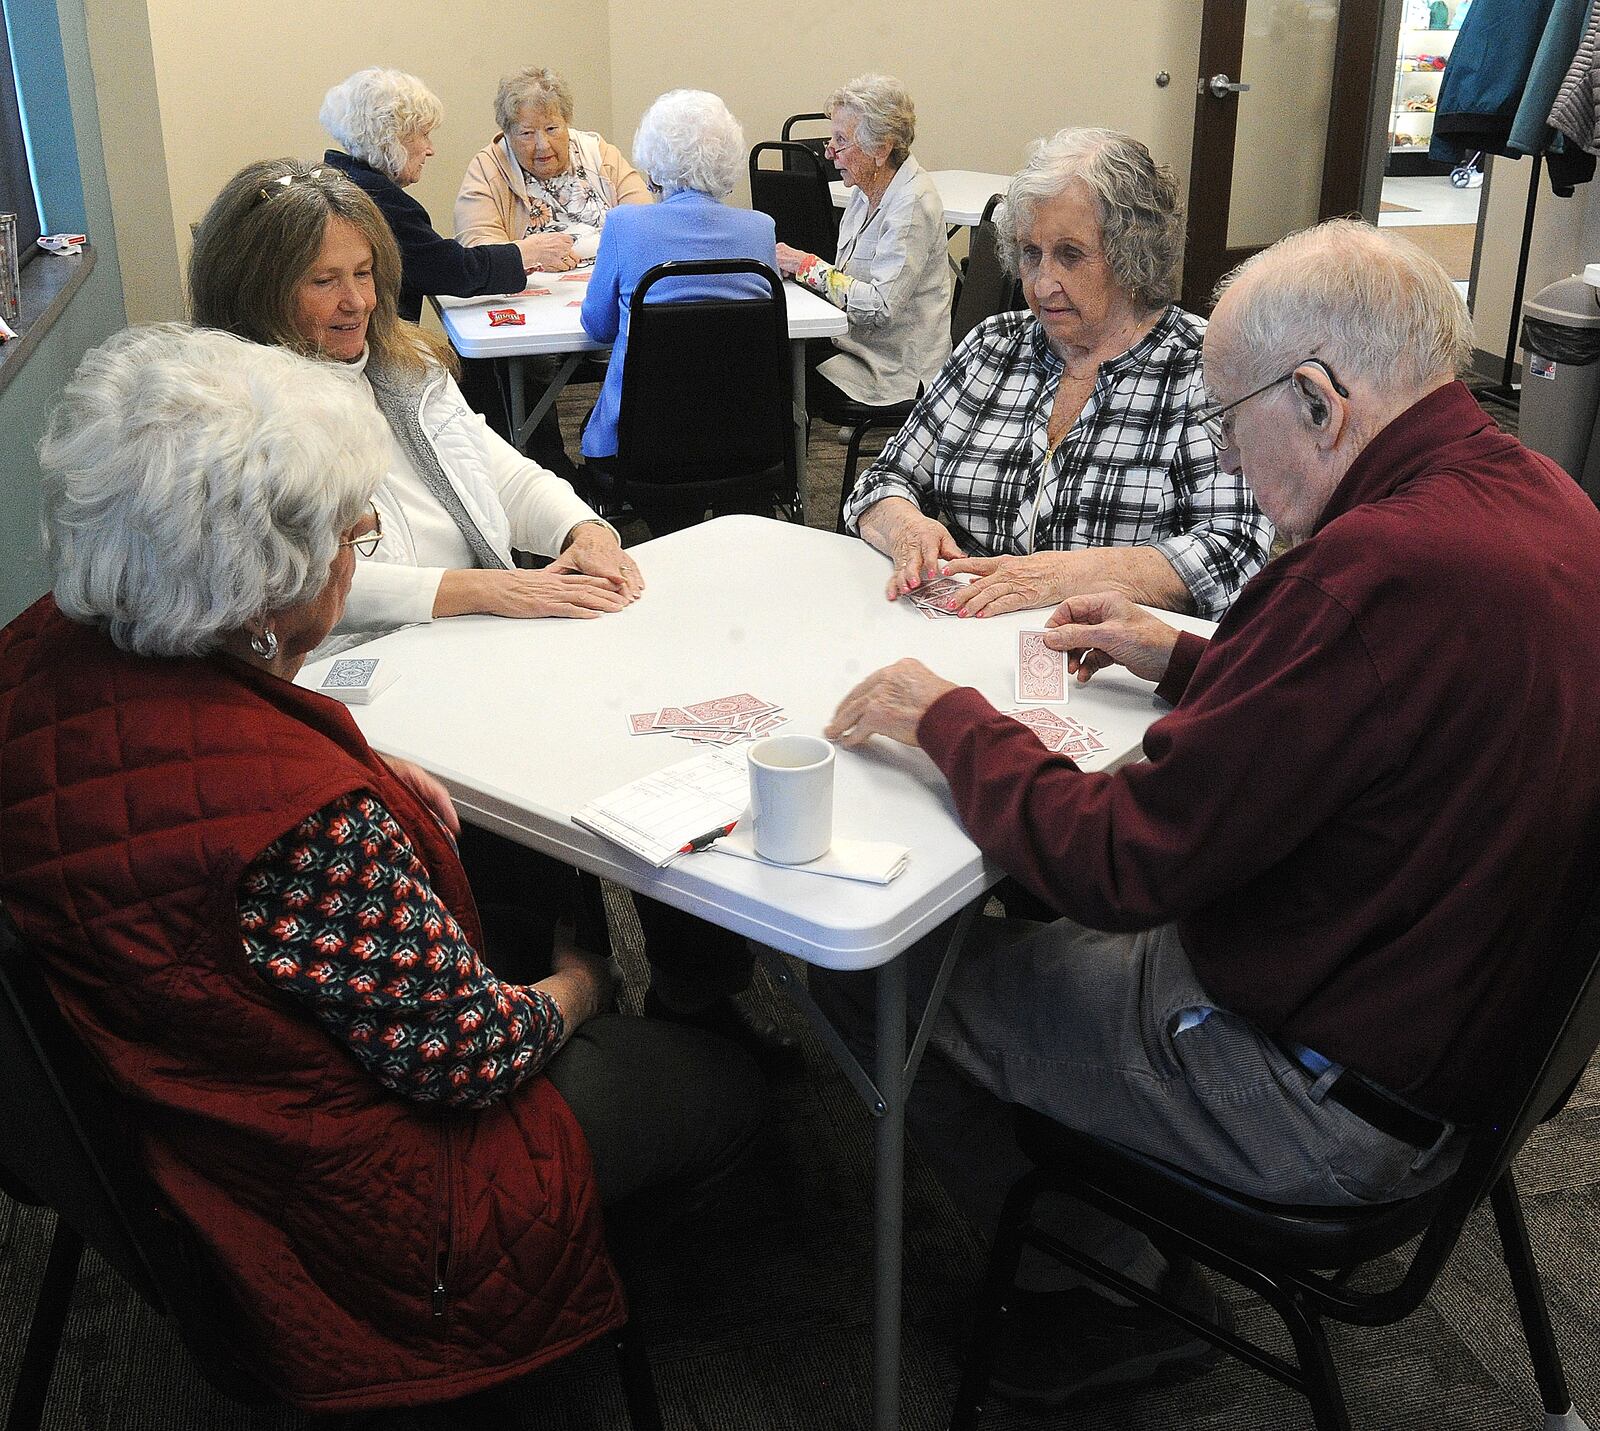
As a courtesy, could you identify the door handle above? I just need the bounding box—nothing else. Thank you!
[1202,73,1252,99]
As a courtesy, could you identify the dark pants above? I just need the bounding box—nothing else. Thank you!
[458,355,578,482]
[478,901,765,1211]
[456,822,757,1005]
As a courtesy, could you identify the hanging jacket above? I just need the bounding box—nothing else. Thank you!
[1432,0,1595,191]
[0,597,623,1411]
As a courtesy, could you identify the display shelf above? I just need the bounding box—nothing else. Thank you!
[1389,15,1458,155]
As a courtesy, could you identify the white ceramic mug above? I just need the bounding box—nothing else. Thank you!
[747,735,835,865]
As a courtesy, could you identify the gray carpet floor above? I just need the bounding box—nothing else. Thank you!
[4,388,1591,1431]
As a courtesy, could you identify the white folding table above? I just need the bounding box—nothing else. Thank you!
[299,515,1214,1431]
[435,273,847,519]
[831,168,1011,230]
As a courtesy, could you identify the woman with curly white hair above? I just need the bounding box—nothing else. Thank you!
[775,73,953,412]
[320,66,566,321]
[578,88,778,472]
[0,321,765,1412]
[456,64,651,264]
[843,126,1272,627]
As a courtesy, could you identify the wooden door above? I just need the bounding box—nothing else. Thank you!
[1182,0,1388,311]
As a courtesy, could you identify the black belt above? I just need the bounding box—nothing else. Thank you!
[1284,1047,1449,1149]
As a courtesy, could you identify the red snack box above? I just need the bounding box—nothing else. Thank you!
[487,308,526,326]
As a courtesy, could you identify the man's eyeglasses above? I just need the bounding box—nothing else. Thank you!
[1195,357,1350,450]
[338,504,382,558]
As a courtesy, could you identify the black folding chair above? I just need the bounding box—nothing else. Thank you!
[949,880,1600,1431]
[780,111,842,182]
[830,193,1025,533]
[587,258,796,534]
[0,905,664,1431]
[949,193,1023,349]
[748,141,839,263]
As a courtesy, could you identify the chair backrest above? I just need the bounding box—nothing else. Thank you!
[779,111,841,181]
[614,259,795,506]
[748,141,839,263]
[1396,862,1600,1299]
[951,192,1024,347]
[0,905,267,1401]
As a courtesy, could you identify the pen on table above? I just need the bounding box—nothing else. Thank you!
[678,821,737,855]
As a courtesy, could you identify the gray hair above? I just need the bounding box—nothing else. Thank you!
[39,324,388,658]
[632,89,744,198]
[495,66,574,134]
[826,73,915,167]
[997,127,1184,312]
[1212,218,1473,391]
[320,68,443,181]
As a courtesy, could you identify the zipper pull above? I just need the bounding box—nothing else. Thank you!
[432,1275,446,1317]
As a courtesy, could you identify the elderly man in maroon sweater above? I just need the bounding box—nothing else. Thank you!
[821,220,1600,1407]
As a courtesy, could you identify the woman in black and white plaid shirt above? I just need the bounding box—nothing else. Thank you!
[842,128,1272,623]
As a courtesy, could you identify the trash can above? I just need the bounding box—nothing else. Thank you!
[1518,275,1600,494]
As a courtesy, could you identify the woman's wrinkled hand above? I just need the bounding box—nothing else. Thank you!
[380,755,461,838]
[549,526,643,600]
[858,497,963,600]
[775,242,815,278]
[939,552,1081,618]
[439,567,632,620]
[518,232,578,273]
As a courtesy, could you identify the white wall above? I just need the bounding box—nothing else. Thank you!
[87,0,1561,357]
[138,0,615,303]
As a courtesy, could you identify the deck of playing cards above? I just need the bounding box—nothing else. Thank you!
[626,692,789,746]
[1016,630,1066,703]
[900,573,974,620]
[1001,708,1107,760]
[318,657,400,705]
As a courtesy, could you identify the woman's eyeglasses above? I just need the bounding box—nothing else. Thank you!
[337,504,382,557]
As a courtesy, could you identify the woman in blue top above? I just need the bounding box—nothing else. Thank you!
[579,90,778,462]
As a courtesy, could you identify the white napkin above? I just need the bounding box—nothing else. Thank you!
[704,825,909,884]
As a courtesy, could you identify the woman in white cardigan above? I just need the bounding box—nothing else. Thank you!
[189,159,641,650]
[776,74,953,410]
[189,160,797,1072]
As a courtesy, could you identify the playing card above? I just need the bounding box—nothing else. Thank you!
[1008,706,1070,731]
[1016,630,1066,704]
[683,692,776,724]
[650,706,701,729]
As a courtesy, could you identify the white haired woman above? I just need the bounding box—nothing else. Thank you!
[455,65,651,266]
[775,74,953,413]
[320,67,559,321]
[579,88,777,474]
[0,322,764,1412]
[843,127,1273,623]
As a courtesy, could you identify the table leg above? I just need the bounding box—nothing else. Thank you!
[755,896,982,1431]
[872,955,906,1431]
[510,352,585,453]
[789,338,809,526]
[506,356,528,449]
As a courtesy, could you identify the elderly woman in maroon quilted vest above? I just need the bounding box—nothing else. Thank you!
[0,323,762,1412]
